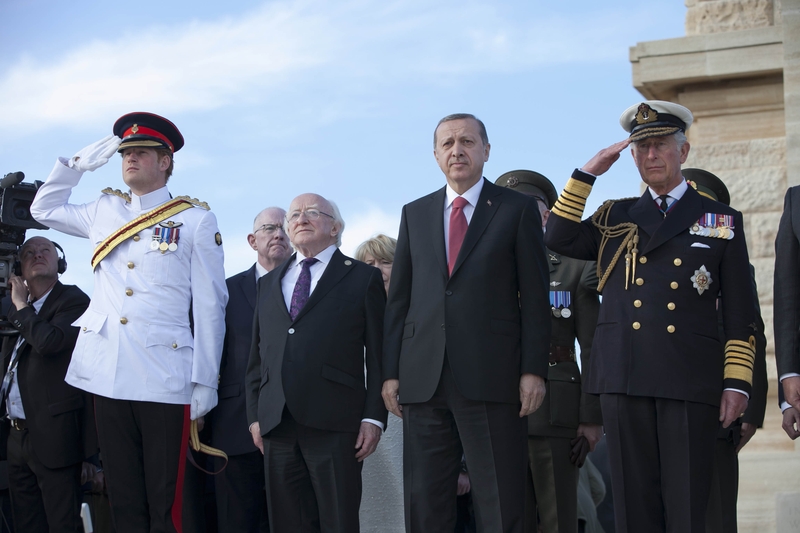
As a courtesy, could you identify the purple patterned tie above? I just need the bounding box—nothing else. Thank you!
[289,257,319,320]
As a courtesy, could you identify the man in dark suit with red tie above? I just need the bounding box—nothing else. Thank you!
[245,193,387,532]
[209,206,291,532]
[382,114,551,532]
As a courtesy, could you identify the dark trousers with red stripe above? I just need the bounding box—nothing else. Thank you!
[95,397,190,533]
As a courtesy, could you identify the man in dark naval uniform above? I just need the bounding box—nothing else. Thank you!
[495,170,602,533]
[545,100,757,533]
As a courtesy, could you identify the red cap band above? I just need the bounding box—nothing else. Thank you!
[122,125,175,152]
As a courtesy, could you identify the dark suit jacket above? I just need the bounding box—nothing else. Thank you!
[245,249,388,435]
[774,186,800,377]
[210,264,259,456]
[528,251,602,438]
[546,170,756,406]
[383,179,551,405]
[1,282,94,469]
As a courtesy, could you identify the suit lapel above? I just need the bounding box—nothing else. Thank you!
[547,249,560,275]
[628,191,663,243]
[642,187,704,254]
[451,179,500,277]
[241,265,258,310]
[292,249,352,323]
[426,188,449,280]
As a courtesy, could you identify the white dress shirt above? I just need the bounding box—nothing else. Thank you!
[6,288,53,420]
[443,178,484,264]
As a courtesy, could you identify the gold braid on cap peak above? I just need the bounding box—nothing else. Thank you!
[590,198,640,293]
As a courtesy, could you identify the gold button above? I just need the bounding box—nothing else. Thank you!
[667,325,676,333]
[172,343,178,349]
[634,300,642,308]
[667,302,676,310]
[125,288,133,296]
[133,235,140,242]
[120,317,128,325]
[632,322,641,330]
[639,256,647,264]
[635,278,644,286]
[674,258,682,266]
[670,282,678,289]
[127,262,135,269]
[82,327,87,332]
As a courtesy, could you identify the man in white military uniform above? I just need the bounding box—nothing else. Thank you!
[30,112,228,533]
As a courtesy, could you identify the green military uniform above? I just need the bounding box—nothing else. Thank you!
[496,170,602,533]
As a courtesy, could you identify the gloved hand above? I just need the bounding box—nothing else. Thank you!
[190,383,218,420]
[67,135,121,173]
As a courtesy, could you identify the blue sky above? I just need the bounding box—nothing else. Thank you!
[0,0,687,292]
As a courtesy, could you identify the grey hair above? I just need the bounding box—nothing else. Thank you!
[252,206,286,232]
[434,113,489,148]
[327,200,345,248]
[631,131,688,151]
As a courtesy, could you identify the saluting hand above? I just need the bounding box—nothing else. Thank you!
[581,139,631,177]
[68,135,122,173]
[519,373,546,417]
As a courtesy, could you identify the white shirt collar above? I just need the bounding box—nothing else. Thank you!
[445,178,484,209]
[648,179,688,202]
[31,286,54,313]
[293,244,337,267]
[130,186,172,211]
[255,262,269,280]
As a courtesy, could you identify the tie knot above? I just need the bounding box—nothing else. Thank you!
[453,196,469,210]
[300,257,319,268]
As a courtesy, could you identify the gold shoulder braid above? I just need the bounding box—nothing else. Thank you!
[174,195,211,210]
[101,187,132,203]
[590,198,640,292]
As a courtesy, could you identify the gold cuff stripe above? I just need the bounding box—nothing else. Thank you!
[551,205,582,223]
[726,339,753,350]
[91,199,194,269]
[554,200,585,217]
[726,348,755,361]
[725,356,755,370]
[559,192,587,209]
[564,178,592,198]
[724,363,754,385]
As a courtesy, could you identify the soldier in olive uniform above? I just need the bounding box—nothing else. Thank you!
[545,101,757,532]
[496,170,602,533]
[681,169,768,533]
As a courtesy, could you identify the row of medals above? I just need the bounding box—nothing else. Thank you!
[552,307,572,318]
[690,223,734,240]
[151,236,178,253]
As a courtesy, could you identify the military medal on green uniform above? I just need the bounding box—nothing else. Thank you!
[550,290,572,318]
[691,265,713,295]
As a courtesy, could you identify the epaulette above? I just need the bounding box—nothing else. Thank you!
[174,195,211,210]
[101,187,132,203]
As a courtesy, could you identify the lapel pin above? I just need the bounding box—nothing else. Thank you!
[487,200,492,206]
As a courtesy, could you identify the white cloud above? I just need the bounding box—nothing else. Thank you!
[0,0,651,141]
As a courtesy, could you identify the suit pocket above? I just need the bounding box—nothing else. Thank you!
[490,318,520,337]
[322,364,360,390]
[48,394,84,417]
[402,323,415,339]
[219,383,241,400]
[548,361,581,429]
[71,309,108,380]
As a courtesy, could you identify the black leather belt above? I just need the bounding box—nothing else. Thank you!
[10,418,27,431]
[549,345,575,365]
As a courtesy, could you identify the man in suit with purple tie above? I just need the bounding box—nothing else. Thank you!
[246,193,387,532]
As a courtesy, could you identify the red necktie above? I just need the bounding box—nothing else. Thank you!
[448,196,469,275]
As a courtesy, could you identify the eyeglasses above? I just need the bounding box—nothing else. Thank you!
[286,209,335,224]
[254,224,284,235]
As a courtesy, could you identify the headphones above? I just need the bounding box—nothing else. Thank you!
[53,241,67,275]
[13,240,67,276]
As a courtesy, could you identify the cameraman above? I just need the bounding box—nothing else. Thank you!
[1,236,93,532]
